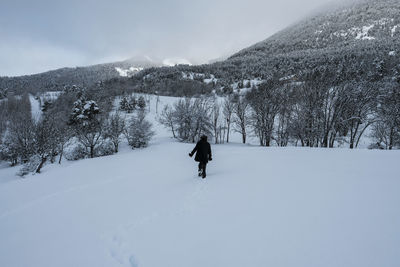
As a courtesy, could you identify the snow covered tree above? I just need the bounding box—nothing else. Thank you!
[69,98,104,158]
[371,83,400,149]
[119,96,129,111]
[248,81,281,146]
[137,96,146,110]
[0,88,7,99]
[3,114,35,165]
[33,114,60,173]
[233,95,250,144]
[119,95,136,113]
[158,105,176,138]
[211,101,222,144]
[124,111,154,148]
[128,95,137,111]
[342,82,377,149]
[159,98,213,143]
[223,95,235,143]
[103,112,126,153]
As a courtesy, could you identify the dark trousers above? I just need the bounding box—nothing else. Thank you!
[198,162,207,177]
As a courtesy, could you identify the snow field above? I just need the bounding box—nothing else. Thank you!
[0,95,399,267]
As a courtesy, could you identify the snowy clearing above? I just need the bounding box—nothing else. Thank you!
[0,95,399,267]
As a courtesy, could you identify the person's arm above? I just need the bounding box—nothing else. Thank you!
[189,142,199,157]
[208,143,212,161]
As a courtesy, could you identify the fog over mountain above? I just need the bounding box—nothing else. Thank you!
[0,0,339,76]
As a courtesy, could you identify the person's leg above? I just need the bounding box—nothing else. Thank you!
[202,163,207,178]
[198,162,202,176]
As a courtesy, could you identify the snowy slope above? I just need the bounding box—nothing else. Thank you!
[1,96,400,267]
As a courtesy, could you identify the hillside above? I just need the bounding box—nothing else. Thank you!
[231,0,400,58]
[1,95,399,267]
[97,0,400,97]
[0,57,160,96]
[226,0,400,79]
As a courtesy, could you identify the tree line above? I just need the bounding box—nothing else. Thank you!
[159,77,400,149]
[0,88,154,175]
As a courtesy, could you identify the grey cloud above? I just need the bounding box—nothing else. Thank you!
[0,0,345,76]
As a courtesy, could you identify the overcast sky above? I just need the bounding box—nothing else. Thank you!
[0,0,342,76]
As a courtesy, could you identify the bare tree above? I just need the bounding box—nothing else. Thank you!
[158,105,176,138]
[103,112,126,153]
[342,83,377,149]
[223,95,235,143]
[248,81,281,146]
[371,83,400,149]
[211,101,221,144]
[233,95,249,144]
[158,98,212,143]
[33,114,60,173]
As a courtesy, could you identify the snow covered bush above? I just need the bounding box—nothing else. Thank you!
[17,155,41,177]
[64,142,87,161]
[94,139,115,157]
[137,96,146,110]
[125,111,154,148]
[103,112,125,153]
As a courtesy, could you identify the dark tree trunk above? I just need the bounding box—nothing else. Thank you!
[389,127,394,150]
[58,143,64,164]
[90,146,94,158]
[36,157,47,173]
[322,135,328,148]
[114,141,119,153]
[226,124,230,143]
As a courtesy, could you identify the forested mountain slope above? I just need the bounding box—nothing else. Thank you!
[0,57,159,95]
[99,0,400,96]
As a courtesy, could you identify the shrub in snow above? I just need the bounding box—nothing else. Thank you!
[125,111,154,148]
[94,139,115,157]
[17,155,41,177]
[368,142,385,150]
[103,112,125,153]
[64,142,87,161]
[137,96,146,110]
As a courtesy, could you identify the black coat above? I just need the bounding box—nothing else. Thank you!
[190,140,212,163]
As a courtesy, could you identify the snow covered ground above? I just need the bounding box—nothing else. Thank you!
[1,95,399,267]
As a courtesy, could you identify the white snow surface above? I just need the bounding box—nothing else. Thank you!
[392,25,399,37]
[163,58,192,66]
[29,94,42,121]
[1,95,400,267]
[115,67,144,77]
[328,18,396,41]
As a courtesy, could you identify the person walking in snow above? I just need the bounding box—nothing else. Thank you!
[189,135,212,178]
